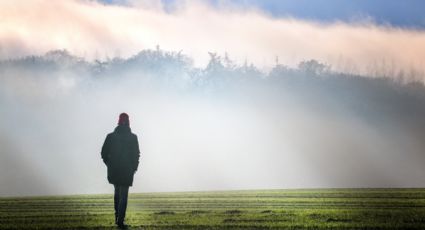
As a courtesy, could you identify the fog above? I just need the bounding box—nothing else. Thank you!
[1,50,425,196]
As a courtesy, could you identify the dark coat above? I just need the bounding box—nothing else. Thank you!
[101,125,140,186]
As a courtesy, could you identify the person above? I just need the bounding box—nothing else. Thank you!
[101,113,140,229]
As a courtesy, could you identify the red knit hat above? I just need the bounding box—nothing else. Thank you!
[118,113,129,126]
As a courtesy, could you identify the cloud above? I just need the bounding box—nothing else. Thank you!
[1,0,425,77]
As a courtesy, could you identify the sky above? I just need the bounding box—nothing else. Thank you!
[1,0,425,76]
[102,0,425,28]
[2,0,425,196]
[214,0,425,29]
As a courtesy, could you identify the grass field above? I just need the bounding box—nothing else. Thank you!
[1,188,425,229]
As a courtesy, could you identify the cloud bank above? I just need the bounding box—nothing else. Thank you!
[1,0,425,77]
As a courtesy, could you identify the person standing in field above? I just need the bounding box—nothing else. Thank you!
[101,113,140,229]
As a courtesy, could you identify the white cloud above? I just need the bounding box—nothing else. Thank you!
[0,0,425,76]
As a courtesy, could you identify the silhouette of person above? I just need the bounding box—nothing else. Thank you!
[101,113,140,229]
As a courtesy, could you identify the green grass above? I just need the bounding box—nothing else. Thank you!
[1,188,425,229]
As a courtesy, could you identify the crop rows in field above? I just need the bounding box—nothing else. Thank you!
[1,188,425,229]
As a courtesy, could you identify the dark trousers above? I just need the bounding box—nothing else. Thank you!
[114,185,129,224]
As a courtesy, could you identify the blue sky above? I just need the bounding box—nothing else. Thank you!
[101,0,425,29]
[231,0,425,29]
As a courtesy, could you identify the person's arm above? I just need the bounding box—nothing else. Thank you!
[133,135,141,172]
[101,134,111,165]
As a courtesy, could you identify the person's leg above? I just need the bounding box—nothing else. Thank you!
[117,186,129,225]
[114,185,120,224]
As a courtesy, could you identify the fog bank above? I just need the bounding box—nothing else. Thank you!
[1,50,425,196]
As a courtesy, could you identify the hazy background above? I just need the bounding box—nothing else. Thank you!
[1,0,425,196]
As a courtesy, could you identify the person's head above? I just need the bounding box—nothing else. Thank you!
[118,113,130,126]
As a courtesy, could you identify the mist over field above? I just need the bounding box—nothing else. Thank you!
[1,49,425,196]
[1,0,425,197]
